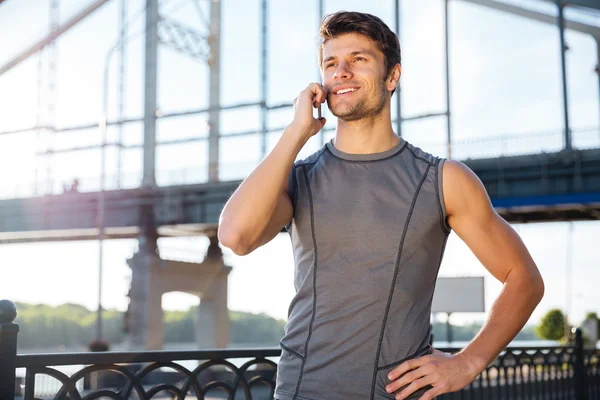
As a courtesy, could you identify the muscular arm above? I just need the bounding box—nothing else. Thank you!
[218,83,328,256]
[443,159,545,374]
[388,160,544,399]
[217,127,302,255]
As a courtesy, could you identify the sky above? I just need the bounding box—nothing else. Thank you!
[0,0,599,328]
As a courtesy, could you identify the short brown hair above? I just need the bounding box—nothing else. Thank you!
[317,11,401,82]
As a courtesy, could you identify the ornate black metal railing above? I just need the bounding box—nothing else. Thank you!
[1,299,598,400]
[436,343,598,400]
[15,349,279,400]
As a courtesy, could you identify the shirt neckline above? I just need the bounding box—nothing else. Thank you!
[326,137,406,161]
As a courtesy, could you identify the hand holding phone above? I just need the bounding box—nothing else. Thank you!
[290,82,328,141]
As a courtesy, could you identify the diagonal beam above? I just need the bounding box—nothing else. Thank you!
[558,0,600,11]
[0,0,111,77]
[456,0,599,36]
[158,17,209,60]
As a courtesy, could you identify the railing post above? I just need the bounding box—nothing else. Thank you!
[0,300,19,400]
[573,327,588,400]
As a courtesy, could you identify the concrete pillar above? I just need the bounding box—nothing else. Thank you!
[126,251,147,349]
[145,282,164,350]
[212,269,230,348]
[195,267,230,349]
[126,245,162,350]
[195,299,216,348]
[125,233,231,350]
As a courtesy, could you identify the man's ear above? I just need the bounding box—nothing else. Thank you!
[386,64,401,92]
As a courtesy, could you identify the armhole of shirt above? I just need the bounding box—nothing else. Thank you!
[284,166,297,232]
[436,158,452,235]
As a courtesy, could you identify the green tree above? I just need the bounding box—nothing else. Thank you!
[13,302,288,350]
[229,311,285,345]
[536,309,565,341]
[585,312,599,329]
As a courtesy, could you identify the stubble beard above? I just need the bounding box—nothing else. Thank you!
[328,81,387,122]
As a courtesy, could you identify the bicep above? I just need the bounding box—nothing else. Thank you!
[254,189,294,249]
[443,161,538,283]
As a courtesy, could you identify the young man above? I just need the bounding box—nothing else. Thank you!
[218,11,544,400]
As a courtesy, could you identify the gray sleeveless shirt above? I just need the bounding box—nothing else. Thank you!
[275,137,451,400]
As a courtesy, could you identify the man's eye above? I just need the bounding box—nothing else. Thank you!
[355,57,366,62]
[325,63,335,69]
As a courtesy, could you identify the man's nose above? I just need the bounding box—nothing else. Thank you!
[334,61,352,80]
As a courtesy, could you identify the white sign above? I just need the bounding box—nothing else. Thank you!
[431,277,485,314]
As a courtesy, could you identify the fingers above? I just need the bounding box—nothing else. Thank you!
[418,385,446,400]
[388,355,428,381]
[293,83,327,112]
[395,376,436,400]
[304,82,328,107]
[290,83,328,138]
[386,351,465,400]
[386,362,432,395]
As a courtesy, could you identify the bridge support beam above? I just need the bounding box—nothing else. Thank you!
[195,271,229,349]
[142,0,158,188]
[125,234,231,350]
[208,0,221,181]
[556,1,572,150]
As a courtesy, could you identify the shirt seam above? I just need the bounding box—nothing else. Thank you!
[280,342,305,361]
[292,165,319,400]
[287,148,327,232]
[406,145,435,166]
[376,344,433,371]
[435,158,452,235]
[427,234,451,316]
[294,147,328,168]
[325,141,408,163]
[369,164,432,400]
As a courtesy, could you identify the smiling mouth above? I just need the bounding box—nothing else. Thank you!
[333,88,359,96]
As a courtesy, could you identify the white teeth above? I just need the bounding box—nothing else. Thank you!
[336,88,357,94]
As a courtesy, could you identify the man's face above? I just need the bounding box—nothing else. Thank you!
[321,33,390,122]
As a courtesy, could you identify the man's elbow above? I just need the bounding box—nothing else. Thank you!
[217,225,252,256]
[510,266,545,305]
[524,268,545,306]
[532,273,545,304]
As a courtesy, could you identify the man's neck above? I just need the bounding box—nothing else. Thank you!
[332,111,399,154]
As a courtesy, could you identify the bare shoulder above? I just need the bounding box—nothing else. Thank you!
[441,159,494,222]
[441,159,480,186]
[440,160,543,288]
